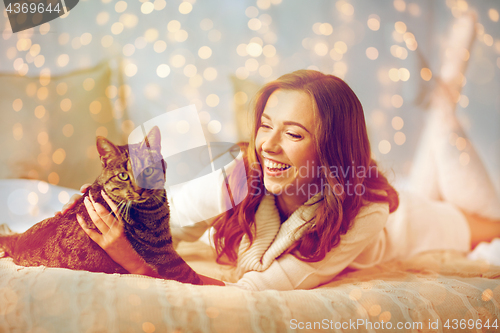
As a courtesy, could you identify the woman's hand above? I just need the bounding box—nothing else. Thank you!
[55,183,91,216]
[77,190,159,277]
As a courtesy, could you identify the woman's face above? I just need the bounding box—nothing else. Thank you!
[255,89,321,201]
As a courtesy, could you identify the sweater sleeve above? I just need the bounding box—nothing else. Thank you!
[234,202,389,291]
[168,149,245,244]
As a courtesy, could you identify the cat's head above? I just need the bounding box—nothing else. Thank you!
[96,126,166,204]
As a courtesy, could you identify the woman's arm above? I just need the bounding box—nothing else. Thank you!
[78,190,225,285]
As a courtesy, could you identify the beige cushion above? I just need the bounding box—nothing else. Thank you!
[0,61,121,189]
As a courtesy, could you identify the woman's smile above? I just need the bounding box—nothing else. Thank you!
[262,157,292,175]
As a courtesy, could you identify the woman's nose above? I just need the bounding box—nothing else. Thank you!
[261,130,281,153]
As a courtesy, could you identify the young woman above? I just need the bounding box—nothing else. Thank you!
[64,70,500,291]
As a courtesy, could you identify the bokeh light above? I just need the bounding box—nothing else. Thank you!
[52,149,66,165]
[421,68,432,81]
[179,2,193,14]
[208,120,222,134]
[366,47,378,60]
[203,67,217,81]
[408,3,421,16]
[56,82,68,95]
[13,99,23,112]
[392,116,404,130]
[459,95,469,108]
[198,111,210,124]
[391,94,404,108]
[334,41,347,54]
[247,42,263,57]
[13,123,23,140]
[394,132,406,145]
[234,92,248,105]
[57,54,69,67]
[60,99,72,112]
[154,40,167,53]
[62,124,74,137]
[83,78,95,91]
[378,140,391,154]
[198,46,212,59]
[170,54,185,67]
[34,105,46,118]
[58,191,70,204]
[157,64,171,78]
[314,43,328,56]
[48,172,59,185]
[183,64,197,77]
[489,8,499,22]
[200,18,213,30]
[124,63,138,77]
[367,15,380,31]
[123,44,135,56]
[141,2,154,14]
[96,12,109,25]
[206,94,220,107]
[101,35,114,48]
[144,28,159,43]
[394,0,406,12]
[89,101,102,114]
[459,152,470,166]
[111,22,124,35]
[395,21,407,34]
[96,126,108,137]
[115,1,127,13]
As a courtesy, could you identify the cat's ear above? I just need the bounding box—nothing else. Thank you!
[96,136,120,167]
[140,126,162,151]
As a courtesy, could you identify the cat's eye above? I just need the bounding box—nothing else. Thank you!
[118,172,129,181]
[143,167,154,177]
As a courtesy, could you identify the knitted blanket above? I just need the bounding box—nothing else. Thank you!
[1,240,499,333]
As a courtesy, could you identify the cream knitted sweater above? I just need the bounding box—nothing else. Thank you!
[170,177,390,291]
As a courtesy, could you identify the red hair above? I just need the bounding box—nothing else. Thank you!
[213,70,398,264]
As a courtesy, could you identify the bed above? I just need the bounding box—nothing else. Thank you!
[1,180,499,332]
[1,234,499,332]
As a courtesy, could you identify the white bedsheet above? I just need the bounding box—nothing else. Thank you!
[1,179,500,332]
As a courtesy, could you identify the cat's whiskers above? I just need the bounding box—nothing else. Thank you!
[124,200,132,222]
[115,200,127,221]
[99,200,126,237]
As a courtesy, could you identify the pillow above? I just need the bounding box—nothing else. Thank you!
[0,61,122,189]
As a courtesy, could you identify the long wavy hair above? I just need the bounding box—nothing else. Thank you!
[212,70,399,264]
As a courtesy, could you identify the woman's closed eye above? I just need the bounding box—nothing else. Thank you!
[260,123,303,139]
[287,132,302,139]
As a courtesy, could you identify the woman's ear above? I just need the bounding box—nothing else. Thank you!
[96,136,120,167]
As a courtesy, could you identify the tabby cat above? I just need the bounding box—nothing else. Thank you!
[0,126,202,285]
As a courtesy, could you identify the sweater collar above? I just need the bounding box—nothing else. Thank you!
[236,191,322,275]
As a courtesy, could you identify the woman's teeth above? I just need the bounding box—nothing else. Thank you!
[264,159,291,171]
